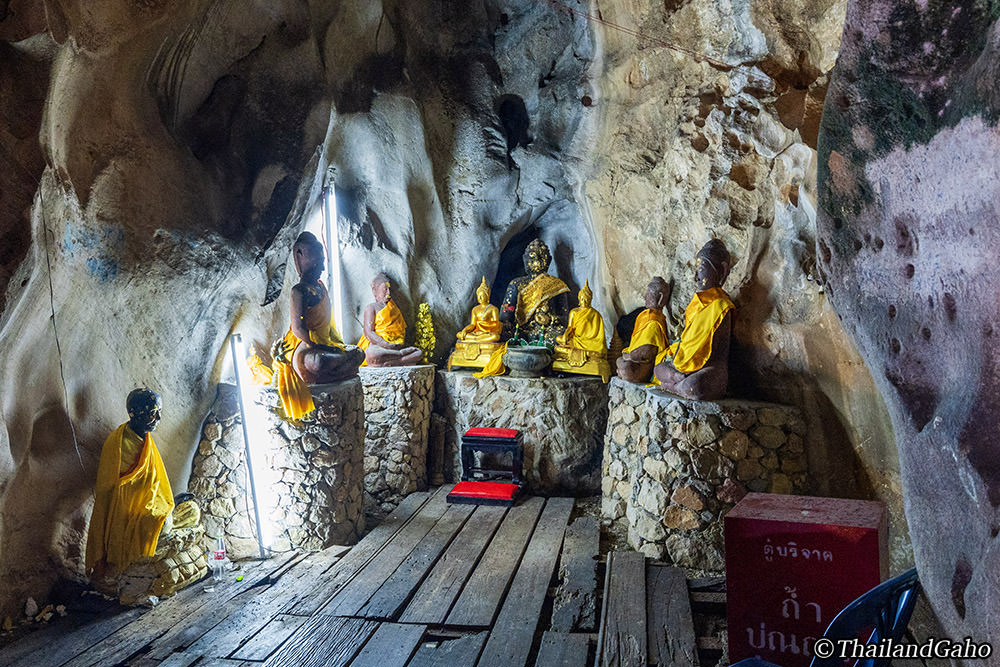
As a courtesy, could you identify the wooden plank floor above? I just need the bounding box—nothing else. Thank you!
[4,486,608,667]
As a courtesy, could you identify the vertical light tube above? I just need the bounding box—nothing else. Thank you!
[323,183,344,336]
[229,333,268,559]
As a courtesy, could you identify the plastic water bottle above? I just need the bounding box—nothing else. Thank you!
[204,535,227,592]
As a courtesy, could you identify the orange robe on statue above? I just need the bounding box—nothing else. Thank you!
[624,308,669,356]
[86,424,175,579]
[275,283,345,420]
[656,287,734,372]
[357,299,407,366]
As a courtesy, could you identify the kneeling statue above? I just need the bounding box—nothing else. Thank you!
[653,239,734,400]
[357,273,422,367]
[86,389,208,603]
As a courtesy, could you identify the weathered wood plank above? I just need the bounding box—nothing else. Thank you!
[229,613,308,661]
[647,564,698,667]
[0,606,145,667]
[444,496,544,628]
[348,622,425,667]
[406,631,489,667]
[59,557,288,667]
[321,488,452,617]
[477,497,575,667]
[551,515,600,633]
[179,547,349,661]
[357,503,474,619]
[399,505,507,625]
[534,631,591,667]
[288,490,434,616]
[262,615,378,667]
[600,551,647,667]
[155,652,202,667]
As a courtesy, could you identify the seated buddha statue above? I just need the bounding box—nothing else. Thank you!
[616,276,671,384]
[448,277,503,371]
[476,239,569,377]
[85,390,185,584]
[273,232,364,420]
[552,280,611,381]
[357,272,423,367]
[654,239,735,400]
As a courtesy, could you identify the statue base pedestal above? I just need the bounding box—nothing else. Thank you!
[189,380,365,556]
[602,378,808,570]
[552,346,611,382]
[447,341,501,371]
[434,371,608,494]
[359,365,434,523]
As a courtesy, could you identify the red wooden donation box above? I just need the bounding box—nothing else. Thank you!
[725,493,887,667]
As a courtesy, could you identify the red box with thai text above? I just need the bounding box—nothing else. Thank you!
[724,493,887,667]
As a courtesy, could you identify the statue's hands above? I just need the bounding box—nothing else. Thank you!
[272,340,292,364]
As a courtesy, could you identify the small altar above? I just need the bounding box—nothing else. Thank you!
[434,371,609,494]
[359,365,435,520]
[602,378,808,569]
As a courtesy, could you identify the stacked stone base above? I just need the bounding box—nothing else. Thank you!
[114,524,209,606]
[603,379,807,570]
[359,365,434,522]
[435,372,609,494]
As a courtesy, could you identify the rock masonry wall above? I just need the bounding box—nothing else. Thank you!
[602,378,807,569]
[190,380,364,557]
[359,366,434,522]
[435,372,609,495]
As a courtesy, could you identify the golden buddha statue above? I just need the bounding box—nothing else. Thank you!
[653,239,735,400]
[552,280,611,381]
[448,277,504,371]
[357,273,423,367]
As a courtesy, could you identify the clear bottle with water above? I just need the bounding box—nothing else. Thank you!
[204,535,227,592]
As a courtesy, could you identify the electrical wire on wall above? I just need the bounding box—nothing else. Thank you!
[37,190,86,472]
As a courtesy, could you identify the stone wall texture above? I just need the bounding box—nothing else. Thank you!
[359,365,433,521]
[435,371,608,495]
[603,379,807,569]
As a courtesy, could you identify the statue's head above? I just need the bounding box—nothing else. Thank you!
[695,239,731,291]
[579,280,593,308]
[523,238,551,276]
[371,272,392,304]
[476,276,490,306]
[644,276,670,310]
[126,388,162,436]
[293,231,325,280]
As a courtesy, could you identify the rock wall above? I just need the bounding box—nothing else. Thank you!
[359,365,433,522]
[602,379,806,569]
[434,371,608,495]
[817,0,1000,649]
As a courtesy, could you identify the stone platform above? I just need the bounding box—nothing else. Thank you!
[189,380,365,557]
[434,371,609,494]
[602,378,807,569]
[359,365,434,521]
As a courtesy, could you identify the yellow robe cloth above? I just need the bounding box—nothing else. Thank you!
[357,299,407,366]
[558,307,606,353]
[458,305,503,342]
[474,342,508,378]
[86,424,174,578]
[623,309,669,355]
[514,274,569,325]
[656,287,734,372]
[275,287,345,419]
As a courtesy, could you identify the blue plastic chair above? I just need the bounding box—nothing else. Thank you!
[731,568,921,667]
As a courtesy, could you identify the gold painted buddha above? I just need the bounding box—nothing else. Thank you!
[552,280,611,382]
[448,277,503,371]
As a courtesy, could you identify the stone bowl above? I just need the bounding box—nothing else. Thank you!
[503,345,552,378]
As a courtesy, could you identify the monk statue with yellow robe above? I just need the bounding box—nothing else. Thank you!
[274,232,364,420]
[552,280,611,382]
[86,389,207,602]
[654,239,734,400]
[616,277,671,383]
[357,272,423,367]
[448,277,503,371]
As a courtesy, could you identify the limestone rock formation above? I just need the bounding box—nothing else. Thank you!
[817,0,1000,648]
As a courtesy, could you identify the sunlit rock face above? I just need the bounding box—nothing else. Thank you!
[817,0,1000,646]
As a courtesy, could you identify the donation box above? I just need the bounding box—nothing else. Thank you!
[725,493,887,667]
